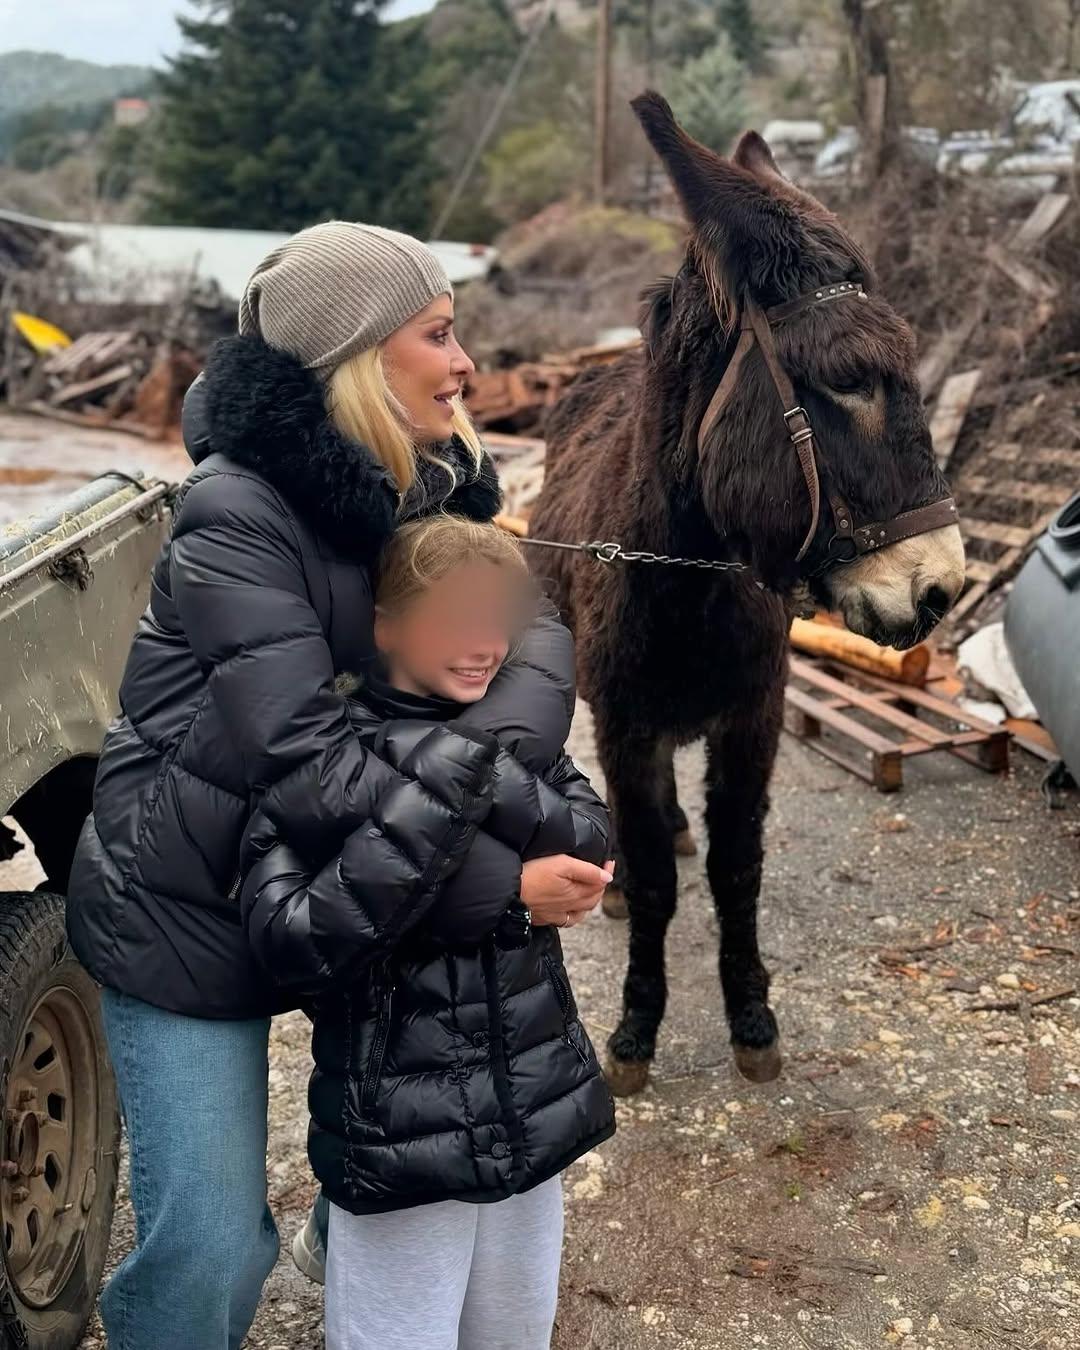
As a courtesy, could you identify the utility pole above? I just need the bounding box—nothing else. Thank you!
[594,0,613,203]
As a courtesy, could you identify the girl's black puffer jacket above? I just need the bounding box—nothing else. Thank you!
[241,683,615,1214]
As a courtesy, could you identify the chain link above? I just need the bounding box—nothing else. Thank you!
[521,536,751,573]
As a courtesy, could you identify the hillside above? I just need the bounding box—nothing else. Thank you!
[0,50,153,150]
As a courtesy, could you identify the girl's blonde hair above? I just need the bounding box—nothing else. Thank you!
[328,346,483,496]
[376,515,530,616]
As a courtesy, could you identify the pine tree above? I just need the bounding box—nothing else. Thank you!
[147,0,436,234]
[668,34,747,153]
[719,0,763,71]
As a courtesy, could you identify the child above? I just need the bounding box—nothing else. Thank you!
[241,516,615,1350]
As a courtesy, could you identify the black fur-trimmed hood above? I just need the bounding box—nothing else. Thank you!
[183,334,502,563]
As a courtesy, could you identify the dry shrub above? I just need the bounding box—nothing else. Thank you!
[455,202,684,366]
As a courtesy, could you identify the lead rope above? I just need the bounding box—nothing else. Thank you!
[519,535,757,578]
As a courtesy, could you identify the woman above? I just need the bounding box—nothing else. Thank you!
[66,222,611,1350]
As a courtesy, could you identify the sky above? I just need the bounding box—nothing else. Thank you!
[0,0,436,67]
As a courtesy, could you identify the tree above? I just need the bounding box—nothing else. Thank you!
[668,35,746,153]
[147,0,436,234]
[719,0,763,70]
[484,120,588,223]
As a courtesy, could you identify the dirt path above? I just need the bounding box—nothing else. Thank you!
[5,708,1077,1349]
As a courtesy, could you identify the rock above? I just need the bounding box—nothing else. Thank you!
[879,1029,903,1044]
[1055,1222,1080,1239]
[873,914,900,930]
[962,1195,991,1211]
[572,1171,604,1201]
[891,1318,914,1335]
[996,972,1021,989]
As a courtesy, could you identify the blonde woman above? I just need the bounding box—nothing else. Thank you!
[66,223,611,1350]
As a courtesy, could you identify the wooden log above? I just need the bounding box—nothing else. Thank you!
[1010,193,1070,254]
[917,300,986,400]
[985,241,1059,302]
[929,368,981,469]
[789,618,929,686]
[494,513,529,538]
[50,363,134,407]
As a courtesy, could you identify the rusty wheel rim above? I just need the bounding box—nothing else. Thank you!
[2,986,98,1310]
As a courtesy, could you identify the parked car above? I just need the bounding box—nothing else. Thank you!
[0,471,172,1349]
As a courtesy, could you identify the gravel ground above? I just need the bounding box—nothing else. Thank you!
[5,706,1079,1350]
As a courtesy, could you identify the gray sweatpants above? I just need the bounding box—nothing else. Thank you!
[325,1176,564,1350]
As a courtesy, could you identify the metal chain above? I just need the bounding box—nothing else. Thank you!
[520,536,751,573]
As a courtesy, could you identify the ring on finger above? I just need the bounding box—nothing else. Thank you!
[558,914,571,928]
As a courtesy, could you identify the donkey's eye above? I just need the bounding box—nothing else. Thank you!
[825,377,876,400]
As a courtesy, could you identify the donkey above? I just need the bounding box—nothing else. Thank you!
[527,93,966,1095]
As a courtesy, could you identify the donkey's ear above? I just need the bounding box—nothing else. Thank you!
[631,91,753,230]
[632,91,801,297]
[732,130,785,182]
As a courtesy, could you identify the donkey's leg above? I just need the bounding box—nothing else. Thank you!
[604,739,691,921]
[658,738,697,856]
[597,719,678,1096]
[704,699,783,1084]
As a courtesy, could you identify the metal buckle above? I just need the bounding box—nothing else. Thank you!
[783,407,814,445]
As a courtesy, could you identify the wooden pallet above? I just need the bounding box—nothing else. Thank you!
[784,656,1010,791]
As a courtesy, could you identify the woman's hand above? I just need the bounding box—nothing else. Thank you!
[521,856,615,928]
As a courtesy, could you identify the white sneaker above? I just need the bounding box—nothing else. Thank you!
[291,1208,326,1286]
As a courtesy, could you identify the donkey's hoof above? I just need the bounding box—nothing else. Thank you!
[601,886,628,920]
[734,1041,782,1084]
[604,1053,651,1096]
[673,828,698,857]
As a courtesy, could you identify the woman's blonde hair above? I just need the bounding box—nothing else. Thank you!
[376,515,530,617]
[328,346,484,496]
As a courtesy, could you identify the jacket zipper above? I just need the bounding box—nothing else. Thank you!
[360,965,396,1117]
[227,871,242,902]
[543,954,588,1066]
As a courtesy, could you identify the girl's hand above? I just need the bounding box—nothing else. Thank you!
[521,856,615,928]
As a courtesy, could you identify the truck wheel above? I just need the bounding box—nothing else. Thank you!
[0,893,119,1350]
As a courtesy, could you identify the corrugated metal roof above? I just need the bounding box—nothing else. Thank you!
[0,209,497,303]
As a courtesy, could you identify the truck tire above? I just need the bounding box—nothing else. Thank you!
[0,892,119,1350]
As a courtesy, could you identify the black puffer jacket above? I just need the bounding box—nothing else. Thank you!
[66,334,576,1019]
[241,682,615,1213]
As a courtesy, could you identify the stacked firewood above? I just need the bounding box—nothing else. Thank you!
[465,336,640,436]
[23,331,201,439]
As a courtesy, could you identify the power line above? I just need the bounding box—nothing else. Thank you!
[429,0,555,239]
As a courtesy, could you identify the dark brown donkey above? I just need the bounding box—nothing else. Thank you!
[527,94,966,1095]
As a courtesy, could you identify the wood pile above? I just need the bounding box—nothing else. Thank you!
[920,191,1079,640]
[465,335,640,435]
[19,330,201,440]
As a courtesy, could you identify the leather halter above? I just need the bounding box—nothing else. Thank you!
[696,280,958,569]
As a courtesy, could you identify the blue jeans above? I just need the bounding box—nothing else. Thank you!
[99,988,280,1350]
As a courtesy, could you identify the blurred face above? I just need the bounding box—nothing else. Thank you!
[382,296,475,444]
[375,561,525,703]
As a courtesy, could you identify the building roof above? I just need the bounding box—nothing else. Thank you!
[0,209,497,304]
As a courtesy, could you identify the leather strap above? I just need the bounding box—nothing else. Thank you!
[694,279,956,572]
[745,299,820,561]
[851,496,958,552]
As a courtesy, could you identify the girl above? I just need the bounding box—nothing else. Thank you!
[65,222,611,1349]
[241,515,617,1350]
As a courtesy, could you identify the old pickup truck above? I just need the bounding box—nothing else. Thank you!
[0,472,172,1349]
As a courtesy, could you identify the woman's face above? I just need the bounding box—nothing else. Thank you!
[382,296,475,444]
[375,561,519,703]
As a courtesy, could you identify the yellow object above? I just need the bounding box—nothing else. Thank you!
[11,311,72,354]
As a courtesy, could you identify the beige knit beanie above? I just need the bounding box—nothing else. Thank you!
[238,221,453,371]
